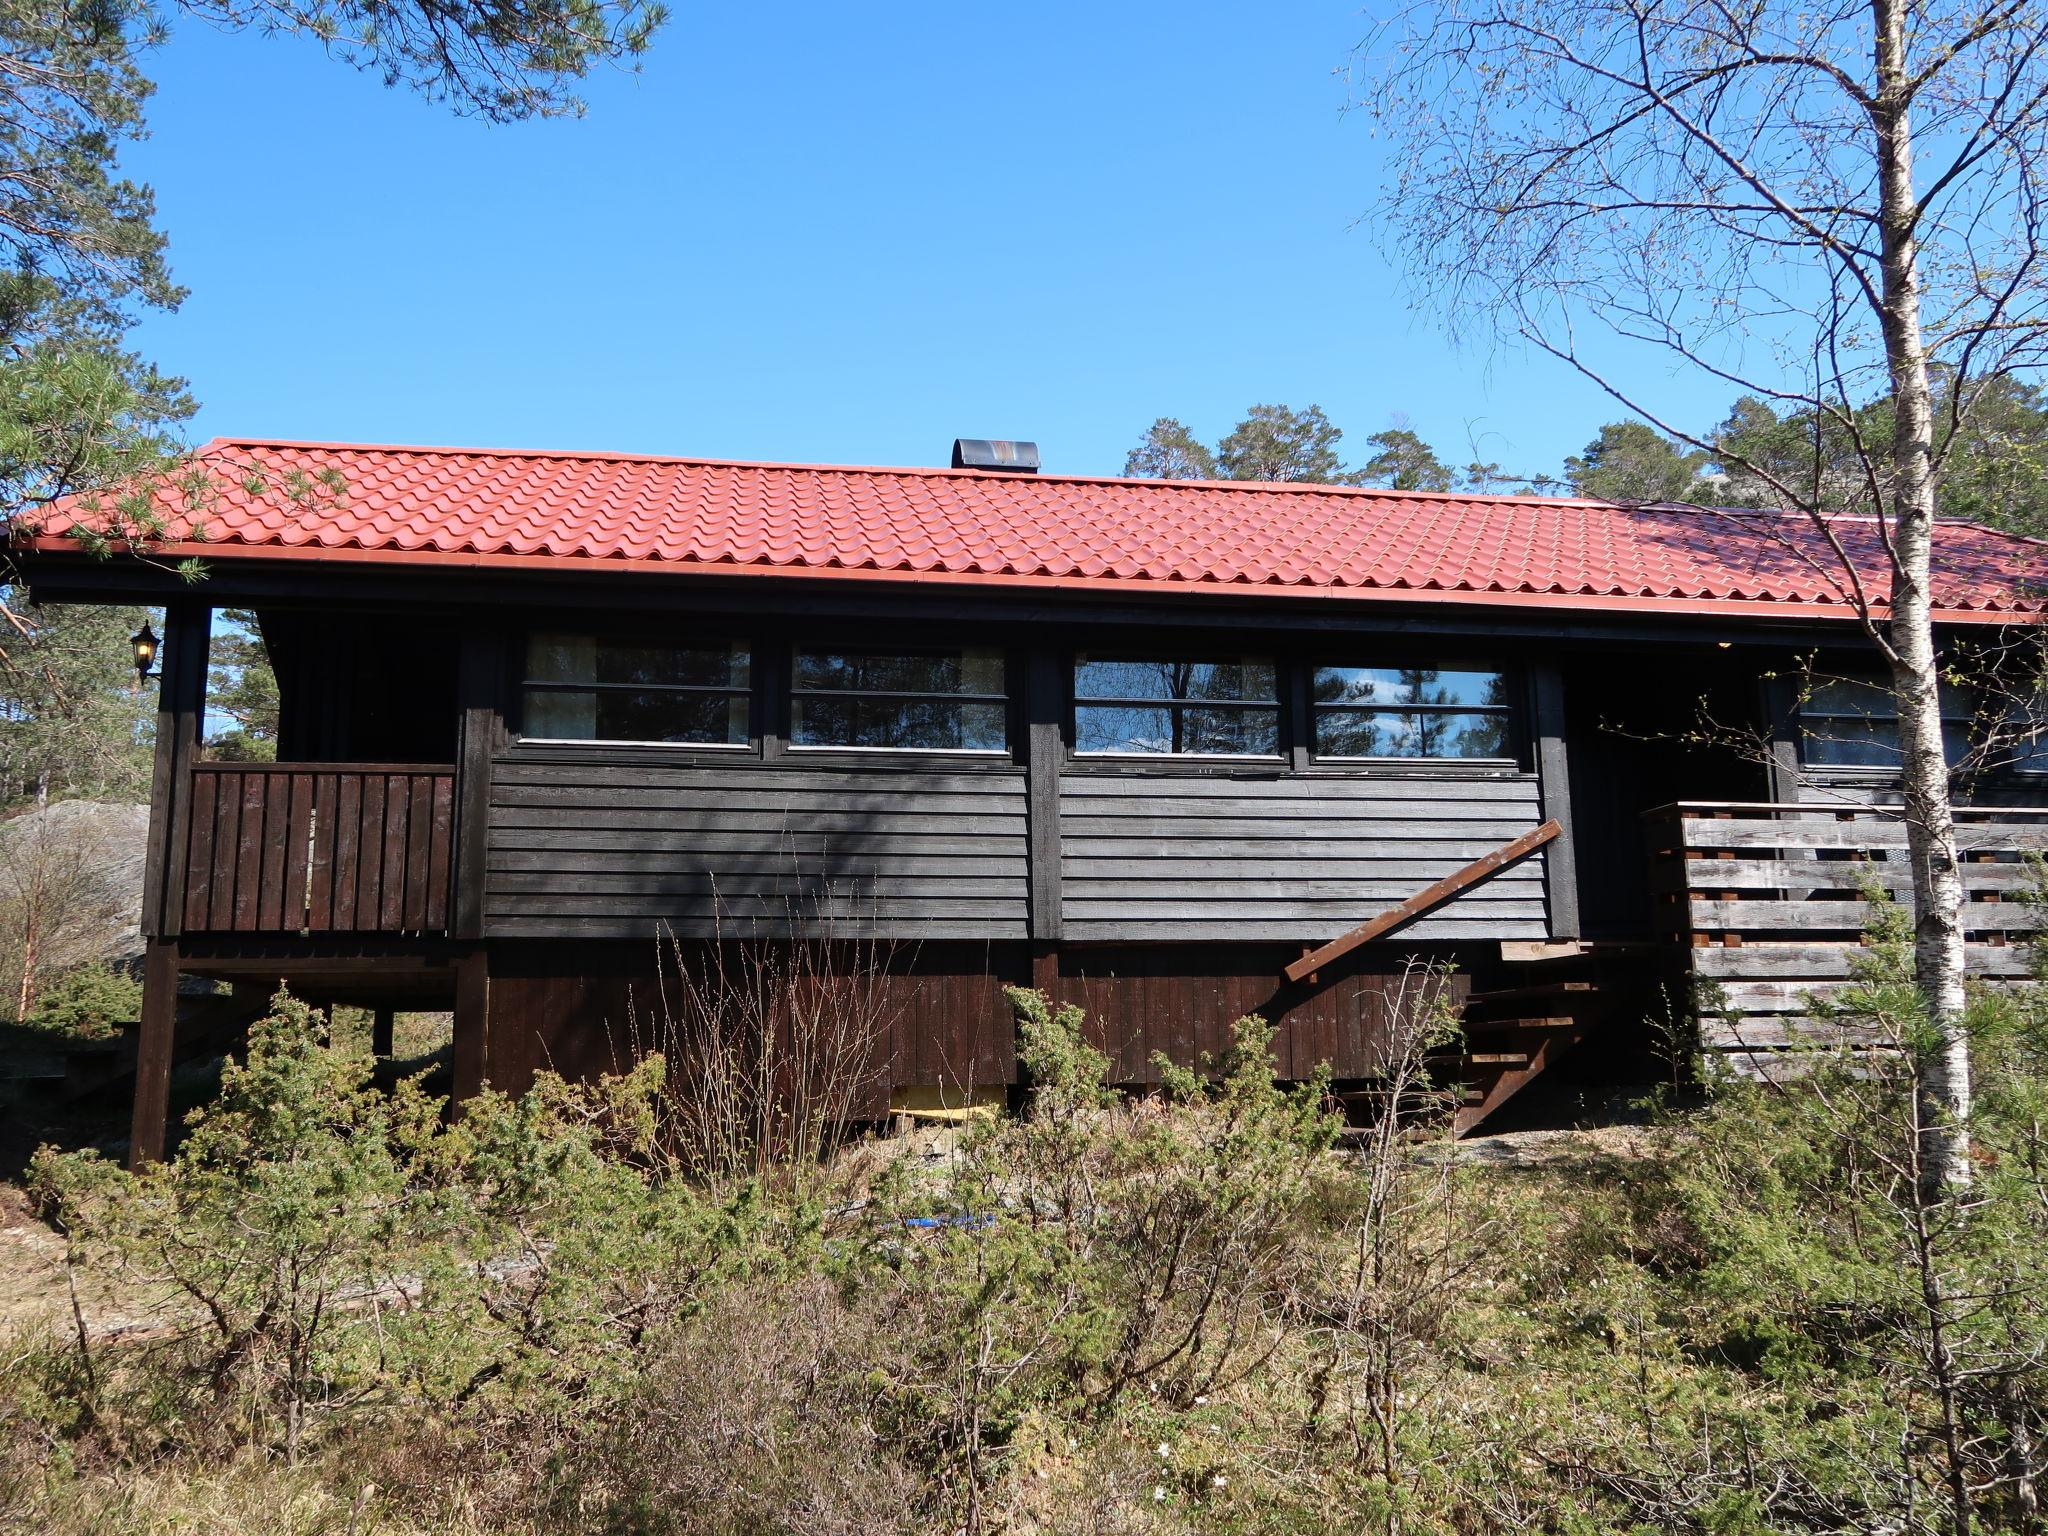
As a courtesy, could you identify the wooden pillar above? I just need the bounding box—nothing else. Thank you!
[1530,663,1581,941]
[129,602,209,1168]
[1024,649,1063,945]
[1761,672,1804,802]
[138,602,211,940]
[451,629,504,944]
[451,946,490,1102]
[129,939,181,1167]
[1024,649,1064,1007]
[371,1006,395,1059]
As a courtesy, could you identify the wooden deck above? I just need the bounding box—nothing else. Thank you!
[1644,801,2047,1078]
[179,763,456,935]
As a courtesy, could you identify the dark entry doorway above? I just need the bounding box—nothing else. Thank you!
[1564,648,1770,938]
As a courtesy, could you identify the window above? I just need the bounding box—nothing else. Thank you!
[523,634,750,745]
[1798,678,1970,768]
[790,646,1008,752]
[1073,655,1281,756]
[1313,665,1512,760]
[2004,697,2048,774]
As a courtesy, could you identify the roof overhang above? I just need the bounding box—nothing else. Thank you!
[15,534,2031,638]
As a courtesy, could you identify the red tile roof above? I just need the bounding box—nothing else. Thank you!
[20,436,2048,623]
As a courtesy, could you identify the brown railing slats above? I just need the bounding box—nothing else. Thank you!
[183,771,218,932]
[182,763,456,936]
[333,774,362,924]
[234,775,266,931]
[424,776,454,933]
[308,774,336,929]
[281,772,314,927]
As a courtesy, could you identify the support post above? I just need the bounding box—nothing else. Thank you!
[452,629,504,943]
[1531,664,1581,941]
[138,602,211,939]
[1024,649,1063,943]
[129,939,180,1167]
[371,1006,395,1059]
[452,946,490,1102]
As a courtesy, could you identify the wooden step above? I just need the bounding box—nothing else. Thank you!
[1463,1015,1577,1033]
[1464,1051,1533,1067]
[1465,981,1594,1009]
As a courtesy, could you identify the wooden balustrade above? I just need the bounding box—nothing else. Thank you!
[180,763,456,935]
[1643,800,2048,1076]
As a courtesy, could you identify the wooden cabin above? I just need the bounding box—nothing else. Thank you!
[15,436,2048,1159]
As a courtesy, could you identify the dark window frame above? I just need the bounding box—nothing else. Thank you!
[786,642,1015,757]
[1796,676,1973,773]
[1308,662,1519,765]
[1069,653,1287,762]
[517,632,756,750]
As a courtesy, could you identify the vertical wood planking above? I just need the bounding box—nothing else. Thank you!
[426,775,454,931]
[233,774,266,931]
[281,773,313,931]
[175,765,455,935]
[333,774,363,927]
[403,775,434,930]
[182,772,218,932]
[257,772,292,930]
[308,774,337,929]
[379,775,410,931]
[355,775,386,930]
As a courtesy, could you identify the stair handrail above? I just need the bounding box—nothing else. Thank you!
[1281,819,1563,984]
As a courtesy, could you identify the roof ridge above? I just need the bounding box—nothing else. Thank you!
[197,436,1633,510]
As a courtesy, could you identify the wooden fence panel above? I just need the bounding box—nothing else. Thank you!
[1645,801,2048,1081]
[182,764,455,935]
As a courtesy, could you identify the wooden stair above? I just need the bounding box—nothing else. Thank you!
[1439,945,1660,1135]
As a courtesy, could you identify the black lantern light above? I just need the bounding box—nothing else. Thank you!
[131,622,158,683]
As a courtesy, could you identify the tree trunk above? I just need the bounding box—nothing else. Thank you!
[1873,0,1972,1198]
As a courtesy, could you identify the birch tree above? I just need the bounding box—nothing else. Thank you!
[1364,0,2048,1195]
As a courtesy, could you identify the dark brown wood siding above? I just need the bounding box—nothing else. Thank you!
[1057,772,1550,941]
[471,939,1471,1098]
[476,939,1026,1104]
[483,753,1032,938]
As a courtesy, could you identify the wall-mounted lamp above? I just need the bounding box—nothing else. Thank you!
[131,622,158,683]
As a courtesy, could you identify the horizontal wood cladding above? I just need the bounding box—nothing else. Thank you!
[484,755,1031,939]
[1057,772,1551,942]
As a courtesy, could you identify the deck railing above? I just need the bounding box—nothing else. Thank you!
[179,763,456,935]
[1644,800,2048,1074]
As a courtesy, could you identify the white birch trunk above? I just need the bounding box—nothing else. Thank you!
[1873,0,1973,1197]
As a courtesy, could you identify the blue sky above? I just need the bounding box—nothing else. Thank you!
[126,3,1738,481]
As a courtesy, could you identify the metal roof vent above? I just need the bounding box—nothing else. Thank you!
[951,438,1040,473]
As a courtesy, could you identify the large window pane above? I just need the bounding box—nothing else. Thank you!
[528,635,749,690]
[1315,666,1508,710]
[1072,654,1280,758]
[792,698,1008,751]
[1076,703,1281,755]
[790,645,1009,752]
[522,634,752,745]
[795,648,1005,696]
[1314,710,1511,759]
[1797,676,1971,769]
[1075,657,1277,703]
[1312,663,1512,760]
